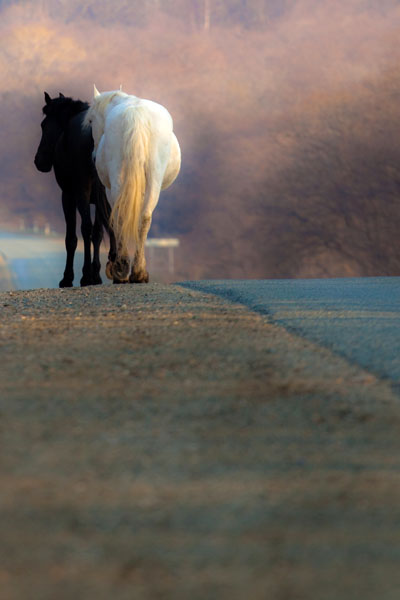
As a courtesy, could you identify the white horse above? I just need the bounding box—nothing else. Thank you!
[84,86,181,283]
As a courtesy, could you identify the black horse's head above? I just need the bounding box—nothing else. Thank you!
[34,92,88,172]
[34,92,66,172]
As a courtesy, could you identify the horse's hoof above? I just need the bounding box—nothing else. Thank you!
[59,279,73,288]
[112,259,130,282]
[129,270,149,284]
[80,277,93,287]
[92,275,103,285]
[105,261,113,280]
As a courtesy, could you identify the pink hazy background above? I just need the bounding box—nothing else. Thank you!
[1,0,400,279]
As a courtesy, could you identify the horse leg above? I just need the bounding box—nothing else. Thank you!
[103,184,130,284]
[106,229,117,280]
[130,213,152,283]
[77,194,94,286]
[59,192,77,288]
[130,177,162,283]
[91,208,103,285]
[112,242,130,284]
[103,189,117,280]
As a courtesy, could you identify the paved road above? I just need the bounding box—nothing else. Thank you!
[1,282,400,599]
[181,278,400,392]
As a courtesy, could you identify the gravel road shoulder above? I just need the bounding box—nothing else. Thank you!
[1,283,400,600]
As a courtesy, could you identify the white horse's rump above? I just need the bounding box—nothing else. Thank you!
[84,87,181,283]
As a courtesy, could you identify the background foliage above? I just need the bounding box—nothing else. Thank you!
[1,0,400,278]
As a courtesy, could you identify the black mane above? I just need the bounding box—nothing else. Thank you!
[43,96,89,118]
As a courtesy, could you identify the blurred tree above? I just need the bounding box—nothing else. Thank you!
[255,76,400,277]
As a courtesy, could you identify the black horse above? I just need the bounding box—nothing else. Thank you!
[34,92,116,287]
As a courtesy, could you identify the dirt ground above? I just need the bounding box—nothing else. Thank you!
[1,283,400,600]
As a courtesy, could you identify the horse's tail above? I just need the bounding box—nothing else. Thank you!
[110,105,151,249]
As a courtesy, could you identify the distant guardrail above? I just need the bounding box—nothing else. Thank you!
[0,232,180,289]
[145,238,180,248]
[145,238,180,274]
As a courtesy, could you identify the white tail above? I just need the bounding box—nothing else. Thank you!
[110,105,151,249]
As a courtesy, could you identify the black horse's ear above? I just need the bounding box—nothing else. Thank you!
[59,93,65,98]
[44,92,51,104]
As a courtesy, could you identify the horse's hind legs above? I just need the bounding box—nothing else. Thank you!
[101,188,117,281]
[91,208,103,285]
[105,261,113,280]
[111,243,130,284]
[78,196,94,286]
[130,267,149,284]
[105,224,117,282]
[59,192,77,288]
[112,256,130,284]
[129,214,151,284]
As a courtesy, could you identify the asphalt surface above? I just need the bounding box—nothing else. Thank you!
[181,278,400,392]
[1,280,400,599]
